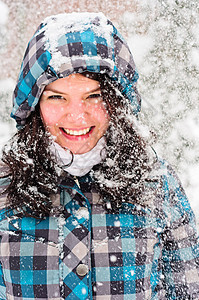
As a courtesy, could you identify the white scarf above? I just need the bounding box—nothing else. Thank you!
[51,137,106,177]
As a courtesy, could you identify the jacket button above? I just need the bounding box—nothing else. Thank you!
[76,264,89,276]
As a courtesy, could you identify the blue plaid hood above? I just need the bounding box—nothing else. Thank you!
[11,12,141,127]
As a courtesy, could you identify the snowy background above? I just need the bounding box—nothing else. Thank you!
[0,0,198,228]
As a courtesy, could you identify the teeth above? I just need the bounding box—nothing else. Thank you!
[63,127,91,136]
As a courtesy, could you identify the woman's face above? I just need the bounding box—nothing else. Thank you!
[40,73,109,154]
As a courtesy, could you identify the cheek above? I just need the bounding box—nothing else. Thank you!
[90,104,109,126]
[40,103,64,125]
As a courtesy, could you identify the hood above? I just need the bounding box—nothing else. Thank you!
[11,12,141,127]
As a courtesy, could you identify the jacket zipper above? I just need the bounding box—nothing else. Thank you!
[73,176,80,188]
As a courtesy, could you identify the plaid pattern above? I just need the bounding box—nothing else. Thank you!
[0,159,199,299]
[11,12,141,127]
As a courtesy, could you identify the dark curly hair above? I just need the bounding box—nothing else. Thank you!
[1,106,59,218]
[1,74,152,217]
[92,76,152,209]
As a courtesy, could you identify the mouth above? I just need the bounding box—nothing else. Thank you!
[60,126,95,140]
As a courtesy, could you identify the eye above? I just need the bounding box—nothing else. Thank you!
[48,95,65,100]
[86,93,103,103]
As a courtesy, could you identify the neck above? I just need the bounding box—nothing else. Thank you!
[51,137,106,177]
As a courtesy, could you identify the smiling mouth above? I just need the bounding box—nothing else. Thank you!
[61,126,94,136]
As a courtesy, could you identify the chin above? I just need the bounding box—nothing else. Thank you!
[61,144,93,155]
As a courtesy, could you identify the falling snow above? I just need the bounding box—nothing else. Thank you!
[0,3,198,298]
[0,1,198,229]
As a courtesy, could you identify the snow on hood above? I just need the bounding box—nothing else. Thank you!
[11,12,141,127]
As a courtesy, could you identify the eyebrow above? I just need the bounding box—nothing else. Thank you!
[44,87,101,94]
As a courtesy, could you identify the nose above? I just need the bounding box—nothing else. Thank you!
[65,100,88,123]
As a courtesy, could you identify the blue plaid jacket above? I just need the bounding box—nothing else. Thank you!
[0,159,199,299]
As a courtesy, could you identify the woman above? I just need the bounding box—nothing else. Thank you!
[0,12,199,299]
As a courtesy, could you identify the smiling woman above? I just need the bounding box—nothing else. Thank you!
[0,12,199,300]
[40,73,109,154]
